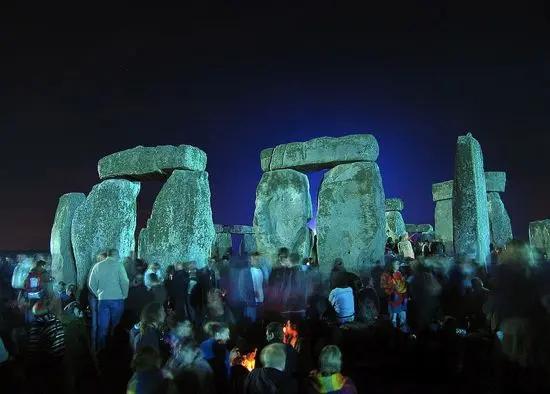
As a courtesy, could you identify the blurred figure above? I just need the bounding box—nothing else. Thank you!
[305,345,358,394]
[263,321,298,377]
[127,346,171,394]
[130,302,166,355]
[380,259,408,330]
[244,343,297,394]
[200,321,231,392]
[397,233,415,261]
[168,262,190,322]
[148,273,167,306]
[126,274,154,323]
[144,262,163,290]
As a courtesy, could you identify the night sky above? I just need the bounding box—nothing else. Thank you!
[1,4,548,250]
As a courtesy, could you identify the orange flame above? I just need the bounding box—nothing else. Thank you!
[283,320,299,348]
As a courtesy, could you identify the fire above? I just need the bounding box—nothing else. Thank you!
[241,349,256,371]
[283,320,299,348]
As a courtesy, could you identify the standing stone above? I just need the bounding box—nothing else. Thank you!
[529,220,550,259]
[384,198,405,242]
[487,192,513,248]
[452,133,491,265]
[432,180,454,255]
[212,232,232,259]
[317,162,386,276]
[50,193,86,284]
[240,233,257,255]
[72,180,140,289]
[138,170,215,270]
[253,169,312,261]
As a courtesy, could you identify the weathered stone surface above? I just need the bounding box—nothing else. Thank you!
[385,198,404,212]
[452,133,491,265]
[405,224,434,233]
[253,169,312,260]
[261,134,379,172]
[434,199,454,254]
[529,220,550,258]
[485,171,506,193]
[487,192,513,248]
[50,193,86,285]
[138,170,215,270]
[385,211,406,242]
[432,180,454,202]
[317,162,386,276]
[72,180,140,289]
[212,232,232,259]
[214,224,225,233]
[98,145,207,180]
[240,233,257,255]
[226,225,254,234]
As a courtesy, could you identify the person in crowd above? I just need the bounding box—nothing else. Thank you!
[88,251,108,352]
[144,262,164,290]
[398,233,415,260]
[26,300,66,391]
[204,288,236,327]
[353,276,380,325]
[131,302,167,356]
[239,252,265,323]
[148,273,168,306]
[278,252,311,321]
[165,320,193,353]
[126,274,154,323]
[380,258,408,330]
[88,248,130,351]
[64,283,77,308]
[465,276,490,330]
[228,345,252,394]
[168,262,190,322]
[200,321,231,392]
[305,345,357,394]
[165,338,216,394]
[408,261,442,332]
[329,281,355,324]
[24,259,49,303]
[264,321,298,377]
[385,236,396,255]
[127,346,172,394]
[244,342,297,394]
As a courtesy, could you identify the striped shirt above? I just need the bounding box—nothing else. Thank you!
[27,313,65,363]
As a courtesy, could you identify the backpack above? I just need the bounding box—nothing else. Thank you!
[25,270,44,299]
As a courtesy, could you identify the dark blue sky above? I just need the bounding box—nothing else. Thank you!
[1,4,548,249]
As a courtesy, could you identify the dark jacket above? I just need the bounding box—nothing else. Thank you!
[168,270,189,319]
[244,367,297,394]
[150,285,168,306]
[126,285,154,320]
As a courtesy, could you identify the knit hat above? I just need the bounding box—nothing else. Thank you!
[32,301,49,316]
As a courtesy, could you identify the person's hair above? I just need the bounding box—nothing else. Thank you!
[165,265,175,275]
[319,345,342,375]
[203,321,229,339]
[277,247,289,260]
[140,302,164,334]
[107,248,119,258]
[131,346,161,371]
[35,259,47,268]
[266,322,284,342]
[260,343,286,371]
[66,283,77,294]
[148,273,160,285]
[175,262,185,271]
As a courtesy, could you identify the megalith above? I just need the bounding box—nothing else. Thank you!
[138,170,215,270]
[317,162,386,276]
[432,180,454,254]
[98,145,207,180]
[253,169,312,261]
[385,198,406,242]
[452,133,490,265]
[212,231,232,259]
[529,220,550,259]
[485,171,513,248]
[72,180,140,289]
[240,233,257,255]
[50,193,86,284]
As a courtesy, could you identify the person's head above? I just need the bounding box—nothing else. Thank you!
[265,321,284,343]
[150,262,160,273]
[174,338,201,366]
[131,346,162,371]
[56,281,66,293]
[387,237,393,244]
[204,321,230,343]
[132,274,144,287]
[140,302,165,330]
[249,252,261,267]
[385,258,400,273]
[175,262,185,271]
[66,283,77,297]
[107,248,119,259]
[319,345,343,376]
[277,247,290,267]
[165,265,175,277]
[173,320,193,339]
[187,261,197,272]
[332,258,345,272]
[34,259,47,270]
[260,343,286,372]
[148,273,161,287]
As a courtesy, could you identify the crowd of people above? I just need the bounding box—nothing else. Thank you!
[1,233,550,393]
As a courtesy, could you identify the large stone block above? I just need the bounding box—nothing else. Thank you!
[214,224,225,233]
[529,219,550,258]
[385,198,404,212]
[385,211,406,242]
[487,192,513,248]
[72,180,140,289]
[98,145,207,180]
[261,134,379,172]
[50,193,86,285]
[253,169,312,260]
[240,233,257,255]
[432,180,454,202]
[485,171,506,193]
[317,162,386,276]
[226,225,254,234]
[452,133,491,265]
[434,199,454,254]
[138,170,215,270]
[212,232,232,259]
